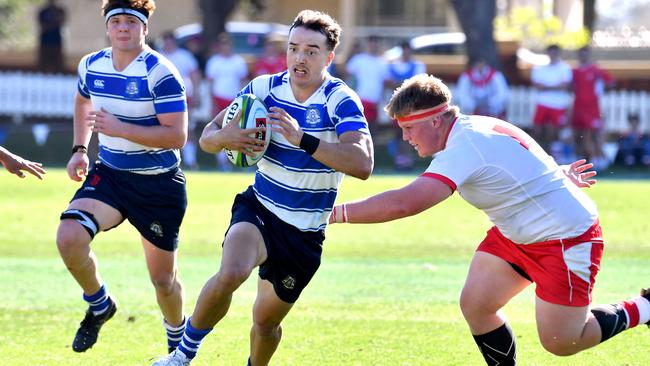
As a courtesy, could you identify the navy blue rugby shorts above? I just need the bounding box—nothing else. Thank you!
[70,162,187,251]
[227,185,324,303]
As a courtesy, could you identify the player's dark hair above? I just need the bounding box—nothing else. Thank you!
[102,0,156,18]
[290,9,342,51]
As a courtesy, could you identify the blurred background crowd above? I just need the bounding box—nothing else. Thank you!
[1,0,649,173]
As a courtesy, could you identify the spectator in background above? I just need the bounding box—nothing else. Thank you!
[572,46,615,171]
[531,44,572,154]
[385,41,426,170]
[37,0,66,73]
[0,146,46,179]
[456,57,509,119]
[204,33,248,170]
[252,34,287,77]
[346,35,389,130]
[160,31,202,170]
[615,114,650,167]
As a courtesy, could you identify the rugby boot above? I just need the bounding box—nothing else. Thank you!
[151,349,191,366]
[72,297,117,352]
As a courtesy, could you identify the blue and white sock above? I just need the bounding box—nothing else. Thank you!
[83,285,110,316]
[164,317,186,352]
[177,317,212,359]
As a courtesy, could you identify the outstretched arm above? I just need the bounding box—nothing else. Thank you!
[562,159,597,188]
[0,146,46,179]
[331,176,453,224]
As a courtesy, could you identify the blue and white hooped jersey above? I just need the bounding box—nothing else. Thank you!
[77,46,187,174]
[240,71,369,232]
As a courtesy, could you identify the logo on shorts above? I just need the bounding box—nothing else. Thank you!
[256,215,265,226]
[305,105,321,127]
[150,221,164,237]
[281,275,296,290]
[90,174,101,186]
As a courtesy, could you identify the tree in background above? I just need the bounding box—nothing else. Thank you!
[0,0,32,50]
[199,0,267,61]
[494,6,590,52]
[450,0,499,68]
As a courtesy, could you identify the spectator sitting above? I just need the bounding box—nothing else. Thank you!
[615,114,650,167]
[456,57,509,119]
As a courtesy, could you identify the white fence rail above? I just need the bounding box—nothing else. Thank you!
[1,71,649,134]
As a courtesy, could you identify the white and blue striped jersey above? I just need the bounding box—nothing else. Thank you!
[240,71,369,231]
[77,46,187,174]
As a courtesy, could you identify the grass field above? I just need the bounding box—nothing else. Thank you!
[0,169,649,365]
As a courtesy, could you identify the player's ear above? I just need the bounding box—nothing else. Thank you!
[326,51,334,66]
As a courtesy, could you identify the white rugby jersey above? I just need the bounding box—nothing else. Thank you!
[423,114,598,244]
[240,71,369,231]
[77,46,187,174]
[531,61,573,109]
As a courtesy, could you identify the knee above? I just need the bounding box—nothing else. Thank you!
[539,336,579,356]
[459,289,484,320]
[216,266,251,292]
[56,222,89,258]
[253,317,281,338]
[150,271,178,294]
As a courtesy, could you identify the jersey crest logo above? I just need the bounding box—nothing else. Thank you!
[281,275,296,290]
[125,78,139,96]
[305,105,321,127]
[149,221,164,237]
[93,79,105,89]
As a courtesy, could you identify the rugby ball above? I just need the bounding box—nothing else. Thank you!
[221,94,271,167]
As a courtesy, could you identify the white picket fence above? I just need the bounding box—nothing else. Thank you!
[1,71,648,134]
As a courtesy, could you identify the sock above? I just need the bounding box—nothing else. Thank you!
[164,316,186,352]
[592,295,650,342]
[83,285,110,316]
[247,357,251,366]
[472,322,517,366]
[177,317,213,359]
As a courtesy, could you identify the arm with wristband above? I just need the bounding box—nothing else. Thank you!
[66,92,94,182]
[268,106,374,180]
[329,176,453,224]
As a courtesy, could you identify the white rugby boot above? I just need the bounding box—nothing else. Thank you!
[151,349,191,366]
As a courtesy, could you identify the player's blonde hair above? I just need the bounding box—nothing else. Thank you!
[385,74,459,121]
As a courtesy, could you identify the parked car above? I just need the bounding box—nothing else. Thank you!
[174,21,290,57]
[383,32,466,61]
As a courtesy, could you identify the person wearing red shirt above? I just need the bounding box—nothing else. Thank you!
[571,46,615,170]
[253,35,287,77]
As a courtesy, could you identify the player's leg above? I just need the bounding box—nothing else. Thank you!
[172,222,267,362]
[56,197,123,352]
[249,279,293,366]
[461,251,531,365]
[142,236,185,353]
[536,290,650,356]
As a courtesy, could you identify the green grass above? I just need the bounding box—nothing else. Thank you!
[0,170,649,365]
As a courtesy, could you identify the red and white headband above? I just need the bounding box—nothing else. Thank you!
[396,102,449,126]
